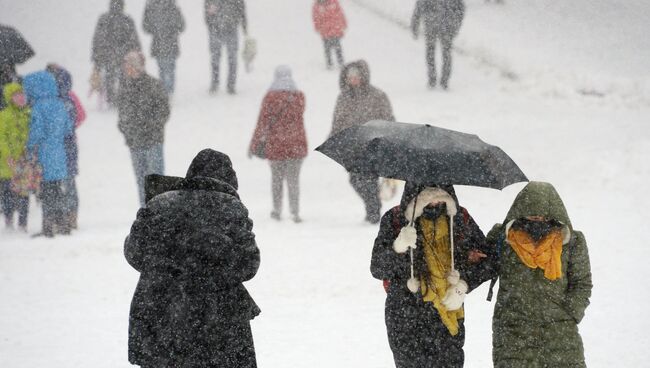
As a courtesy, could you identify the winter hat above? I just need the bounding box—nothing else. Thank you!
[185,149,239,190]
[269,65,297,92]
[110,0,124,12]
[393,187,460,293]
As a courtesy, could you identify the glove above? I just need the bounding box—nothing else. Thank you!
[447,269,460,285]
[393,226,417,253]
[442,279,468,311]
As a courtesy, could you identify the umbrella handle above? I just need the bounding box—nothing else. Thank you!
[449,215,455,272]
[410,247,414,279]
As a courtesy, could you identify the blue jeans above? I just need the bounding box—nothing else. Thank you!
[157,57,177,94]
[208,32,239,91]
[129,144,164,206]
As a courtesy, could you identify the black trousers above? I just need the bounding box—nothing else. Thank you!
[349,173,381,222]
[1,179,28,227]
[425,34,454,88]
[41,181,68,235]
[323,37,344,67]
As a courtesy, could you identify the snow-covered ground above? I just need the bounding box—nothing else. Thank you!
[1,0,649,366]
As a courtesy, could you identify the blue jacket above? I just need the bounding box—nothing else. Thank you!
[23,71,73,182]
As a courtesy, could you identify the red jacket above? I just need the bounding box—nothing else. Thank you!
[312,0,347,39]
[250,90,308,161]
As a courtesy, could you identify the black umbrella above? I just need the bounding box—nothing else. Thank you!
[0,24,35,65]
[316,120,527,189]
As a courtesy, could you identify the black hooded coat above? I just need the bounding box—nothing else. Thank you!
[143,0,185,59]
[125,149,260,367]
[92,0,141,68]
[370,183,496,368]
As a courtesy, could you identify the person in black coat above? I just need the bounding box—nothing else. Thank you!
[143,0,185,94]
[117,51,170,206]
[91,0,141,106]
[370,182,495,368]
[125,149,260,368]
[411,0,465,89]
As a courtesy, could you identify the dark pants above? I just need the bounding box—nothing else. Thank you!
[103,62,121,106]
[41,181,68,236]
[387,299,465,368]
[157,57,177,94]
[209,31,239,92]
[1,179,28,228]
[62,177,78,224]
[270,159,302,216]
[323,37,344,68]
[425,34,453,88]
[349,173,381,223]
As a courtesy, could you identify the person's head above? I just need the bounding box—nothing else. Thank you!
[186,149,239,190]
[123,51,145,79]
[269,65,297,91]
[46,63,73,96]
[110,0,124,12]
[3,83,27,108]
[22,70,59,103]
[346,67,362,88]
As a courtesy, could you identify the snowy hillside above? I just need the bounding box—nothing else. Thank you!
[1,0,649,367]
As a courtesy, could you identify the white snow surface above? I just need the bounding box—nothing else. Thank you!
[1,0,649,366]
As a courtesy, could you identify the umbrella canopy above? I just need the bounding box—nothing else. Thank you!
[0,24,35,65]
[316,120,528,189]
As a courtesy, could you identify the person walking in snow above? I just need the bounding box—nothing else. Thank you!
[204,0,248,94]
[91,0,141,107]
[117,52,170,206]
[125,149,260,368]
[312,0,347,70]
[46,64,86,231]
[411,0,465,89]
[143,0,185,95]
[331,60,395,224]
[23,71,74,237]
[486,182,592,368]
[371,183,495,367]
[0,83,30,232]
[248,66,308,223]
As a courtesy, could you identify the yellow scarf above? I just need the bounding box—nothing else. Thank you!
[419,216,464,336]
[507,229,564,280]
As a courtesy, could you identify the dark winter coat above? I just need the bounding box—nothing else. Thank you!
[204,0,247,37]
[91,4,141,68]
[23,71,73,182]
[331,60,395,136]
[487,182,592,368]
[371,183,495,367]
[125,149,260,367]
[249,90,308,161]
[117,73,169,149]
[143,0,185,59]
[411,0,465,40]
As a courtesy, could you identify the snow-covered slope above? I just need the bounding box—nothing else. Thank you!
[1,0,649,366]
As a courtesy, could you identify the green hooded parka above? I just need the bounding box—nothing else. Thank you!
[0,83,31,180]
[487,182,592,368]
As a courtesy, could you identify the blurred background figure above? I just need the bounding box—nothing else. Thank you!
[91,0,141,107]
[312,0,347,70]
[46,64,86,231]
[204,0,248,95]
[411,0,465,90]
[0,83,31,232]
[117,52,169,206]
[330,60,395,224]
[249,66,307,223]
[0,24,34,109]
[143,0,185,95]
[23,71,74,237]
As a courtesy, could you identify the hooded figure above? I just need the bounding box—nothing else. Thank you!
[371,182,495,368]
[249,66,307,222]
[331,60,395,223]
[0,83,31,230]
[125,149,260,367]
[143,0,185,94]
[23,71,74,236]
[91,0,141,105]
[487,182,592,368]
